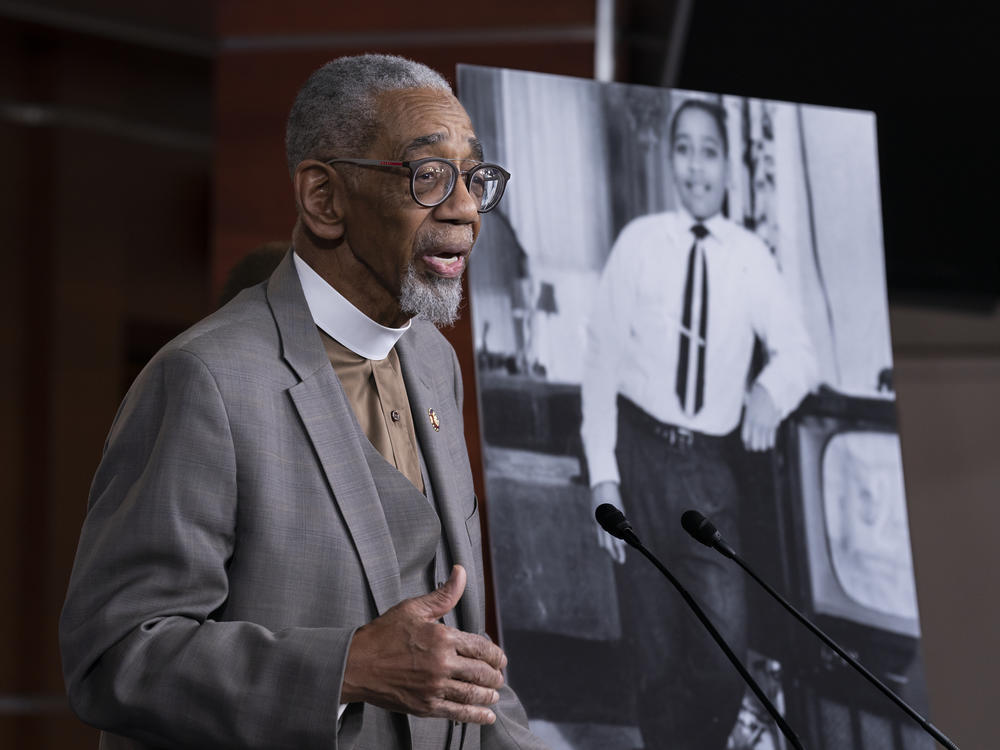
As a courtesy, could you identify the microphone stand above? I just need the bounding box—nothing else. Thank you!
[598,507,806,750]
[683,511,960,750]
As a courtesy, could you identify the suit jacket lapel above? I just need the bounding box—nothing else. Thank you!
[266,252,402,616]
[396,327,482,634]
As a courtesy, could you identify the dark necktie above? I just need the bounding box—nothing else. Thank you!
[676,223,709,415]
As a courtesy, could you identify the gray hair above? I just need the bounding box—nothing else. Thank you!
[285,54,452,177]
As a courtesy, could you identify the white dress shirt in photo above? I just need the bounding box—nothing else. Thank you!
[580,209,819,487]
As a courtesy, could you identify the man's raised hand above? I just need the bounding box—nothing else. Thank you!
[341,565,506,724]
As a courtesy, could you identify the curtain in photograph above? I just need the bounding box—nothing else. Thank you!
[498,69,612,273]
[771,104,892,395]
[492,70,614,381]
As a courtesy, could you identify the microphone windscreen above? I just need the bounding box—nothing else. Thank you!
[681,509,719,547]
[595,503,630,539]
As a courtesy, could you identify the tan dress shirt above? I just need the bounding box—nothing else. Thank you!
[320,330,425,494]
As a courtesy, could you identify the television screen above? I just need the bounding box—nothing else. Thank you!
[798,421,920,637]
[823,432,918,620]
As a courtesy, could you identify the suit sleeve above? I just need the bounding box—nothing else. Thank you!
[59,348,354,750]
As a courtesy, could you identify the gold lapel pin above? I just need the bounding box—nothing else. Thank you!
[428,408,440,432]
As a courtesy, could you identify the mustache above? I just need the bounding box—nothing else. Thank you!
[413,225,475,255]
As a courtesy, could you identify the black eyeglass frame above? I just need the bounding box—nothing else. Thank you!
[324,157,510,213]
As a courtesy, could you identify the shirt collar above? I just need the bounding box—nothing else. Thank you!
[677,206,728,242]
[292,251,409,361]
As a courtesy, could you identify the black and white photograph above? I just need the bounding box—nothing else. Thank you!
[458,64,930,750]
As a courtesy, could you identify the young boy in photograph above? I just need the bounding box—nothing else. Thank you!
[580,98,818,749]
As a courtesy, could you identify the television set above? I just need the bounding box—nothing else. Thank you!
[771,387,933,749]
[793,408,919,638]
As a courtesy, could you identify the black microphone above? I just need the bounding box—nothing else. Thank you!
[595,504,805,750]
[594,502,640,546]
[681,509,961,750]
[680,508,736,558]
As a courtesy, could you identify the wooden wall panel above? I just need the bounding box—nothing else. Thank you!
[0,126,211,750]
[216,0,595,34]
[7,0,215,38]
[1,15,212,747]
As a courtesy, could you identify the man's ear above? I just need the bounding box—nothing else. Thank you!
[293,160,346,241]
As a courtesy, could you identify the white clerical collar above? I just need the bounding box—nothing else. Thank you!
[292,251,409,361]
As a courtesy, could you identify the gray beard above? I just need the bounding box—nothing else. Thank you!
[398,263,463,326]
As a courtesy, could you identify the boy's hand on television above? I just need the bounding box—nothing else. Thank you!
[591,481,627,564]
[742,383,780,451]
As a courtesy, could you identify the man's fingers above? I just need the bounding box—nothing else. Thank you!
[424,699,497,726]
[453,630,507,673]
[448,652,506,692]
[440,677,501,707]
[411,672,502,725]
[412,565,467,620]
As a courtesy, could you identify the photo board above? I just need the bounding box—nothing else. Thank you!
[458,65,932,750]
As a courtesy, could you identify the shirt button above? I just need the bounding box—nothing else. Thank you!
[390,410,401,422]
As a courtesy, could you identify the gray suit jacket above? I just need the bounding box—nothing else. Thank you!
[60,253,544,750]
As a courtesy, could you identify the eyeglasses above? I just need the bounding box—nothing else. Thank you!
[325,157,510,213]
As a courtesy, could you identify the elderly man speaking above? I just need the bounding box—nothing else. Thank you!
[60,54,546,750]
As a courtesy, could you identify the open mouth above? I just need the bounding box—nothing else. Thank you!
[686,181,714,197]
[421,251,466,278]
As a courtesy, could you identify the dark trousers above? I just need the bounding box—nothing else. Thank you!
[614,397,747,750]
